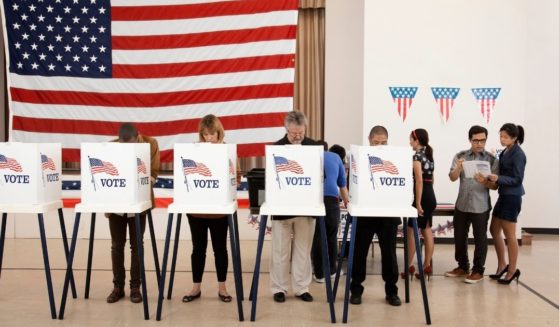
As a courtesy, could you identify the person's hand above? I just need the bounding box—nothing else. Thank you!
[150,176,156,184]
[474,172,486,184]
[455,158,465,169]
[487,174,498,182]
[416,204,424,217]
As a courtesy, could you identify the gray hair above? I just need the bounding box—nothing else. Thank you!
[284,111,308,128]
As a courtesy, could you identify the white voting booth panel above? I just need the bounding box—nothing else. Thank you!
[172,143,237,211]
[264,145,323,214]
[0,143,61,205]
[80,143,150,206]
[349,145,415,216]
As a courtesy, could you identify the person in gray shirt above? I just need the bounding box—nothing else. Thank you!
[444,125,498,284]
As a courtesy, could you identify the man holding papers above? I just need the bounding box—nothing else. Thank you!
[445,126,498,284]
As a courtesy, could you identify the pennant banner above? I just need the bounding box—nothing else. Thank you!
[389,87,418,122]
[471,88,501,124]
[431,87,460,123]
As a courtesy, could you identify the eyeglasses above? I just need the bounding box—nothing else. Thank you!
[287,130,305,137]
[471,138,487,145]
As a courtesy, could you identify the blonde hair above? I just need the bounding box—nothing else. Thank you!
[198,114,224,142]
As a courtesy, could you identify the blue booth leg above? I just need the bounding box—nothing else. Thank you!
[228,214,244,321]
[167,213,182,300]
[135,213,150,320]
[38,213,57,319]
[156,213,174,321]
[411,218,432,325]
[318,216,336,323]
[250,215,268,321]
[342,215,358,324]
[85,213,96,299]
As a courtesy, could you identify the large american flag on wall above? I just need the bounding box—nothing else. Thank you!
[2,0,298,162]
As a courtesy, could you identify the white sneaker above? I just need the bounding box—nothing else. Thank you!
[313,275,325,283]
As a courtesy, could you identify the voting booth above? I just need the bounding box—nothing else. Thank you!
[156,143,244,321]
[0,143,64,319]
[59,142,157,321]
[251,145,336,323]
[0,142,61,205]
[172,143,237,209]
[80,143,151,207]
[336,145,431,325]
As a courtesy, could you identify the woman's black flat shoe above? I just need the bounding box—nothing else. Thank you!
[218,293,232,303]
[182,292,201,303]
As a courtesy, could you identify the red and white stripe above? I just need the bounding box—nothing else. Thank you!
[395,98,414,122]
[478,98,496,124]
[436,98,455,123]
[8,0,298,162]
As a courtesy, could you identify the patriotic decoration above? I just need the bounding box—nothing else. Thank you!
[431,87,460,123]
[389,87,418,122]
[2,0,299,162]
[350,154,357,174]
[472,88,501,124]
[41,154,56,171]
[369,156,399,175]
[273,155,304,174]
[89,157,119,175]
[137,158,147,174]
[182,159,212,177]
[0,154,23,172]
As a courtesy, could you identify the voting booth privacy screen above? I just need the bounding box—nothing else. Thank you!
[265,145,324,208]
[0,143,62,205]
[349,145,414,209]
[173,143,237,206]
[80,143,150,205]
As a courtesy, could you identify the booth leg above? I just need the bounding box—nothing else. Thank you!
[135,213,150,320]
[411,218,432,325]
[233,211,244,300]
[85,213,96,299]
[147,210,161,285]
[156,213,174,321]
[38,213,57,319]
[228,214,244,321]
[0,213,7,278]
[167,213,182,300]
[58,208,77,299]
[250,215,268,322]
[333,213,351,299]
[59,213,81,319]
[403,217,410,303]
[343,215,358,324]
[318,216,336,323]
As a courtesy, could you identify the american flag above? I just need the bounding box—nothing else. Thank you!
[369,156,399,175]
[137,157,147,174]
[472,88,501,124]
[431,87,460,123]
[0,154,23,172]
[182,158,212,177]
[89,157,119,175]
[389,87,418,122]
[41,154,56,171]
[350,154,357,173]
[2,0,298,162]
[274,155,303,174]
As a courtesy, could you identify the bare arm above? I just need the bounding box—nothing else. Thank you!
[449,158,464,182]
[339,186,349,208]
[413,160,424,215]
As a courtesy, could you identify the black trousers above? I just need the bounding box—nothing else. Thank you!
[350,218,399,297]
[109,213,146,289]
[311,196,340,279]
[187,215,229,283]
[453,209,490,274]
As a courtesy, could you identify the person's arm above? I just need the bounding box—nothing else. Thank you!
[449,155,463,182]
[492,152,526,187]
[339,186,349,208]
[413,160,424,216]
[149,137,160,183]
[474,173,498,190]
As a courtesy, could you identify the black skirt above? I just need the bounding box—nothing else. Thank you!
[410,182,437,229]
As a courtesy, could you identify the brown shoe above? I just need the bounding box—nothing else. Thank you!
[464,272,484,284]
[106,288,125,303]
[444,267,469,277]
[130,288,143,303]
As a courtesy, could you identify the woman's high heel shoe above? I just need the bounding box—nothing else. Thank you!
[400,265,416,280]
[498,269,521,285]
[415,265,433,281]
[489,265,509,280]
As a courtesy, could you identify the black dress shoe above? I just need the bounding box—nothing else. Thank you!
[296,292,313,302]
[385,294,402,306]
[273,292,286,303]
[349,294,362,305]
[130,288,143,303]
[106,287,125,303]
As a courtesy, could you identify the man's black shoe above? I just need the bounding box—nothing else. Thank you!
[273,292,286,303]
[385,294,402,306]
[296,292,313,302]
[349,293,362,305]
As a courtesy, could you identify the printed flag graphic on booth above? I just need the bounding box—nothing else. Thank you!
[274,156,304,174]
[431,87,460,123]
[471,88,501,124]
[389,87,418,122]
[182,159,212,177]
[369,156,399,175]
[41,154,56,171]
[2,0,299,162]
[0,154,23,172]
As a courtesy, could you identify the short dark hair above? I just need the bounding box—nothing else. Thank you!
[369,125,388,139]
[118,123,138,142]
[329,144,346,163]
[468,125,488,140]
